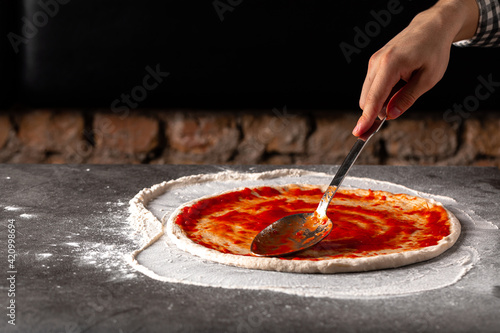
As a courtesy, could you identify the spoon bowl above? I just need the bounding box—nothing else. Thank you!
[250,212,333,257]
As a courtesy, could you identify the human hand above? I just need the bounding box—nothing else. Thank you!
[352,0,480,137]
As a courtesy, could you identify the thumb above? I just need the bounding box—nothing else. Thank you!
[386,71,433,119]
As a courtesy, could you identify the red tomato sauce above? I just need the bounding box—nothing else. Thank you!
[174,186,451,259]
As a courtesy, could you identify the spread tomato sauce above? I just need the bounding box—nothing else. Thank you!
[174,185,451,259]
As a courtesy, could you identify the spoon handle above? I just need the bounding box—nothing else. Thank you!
[316,116,386,215]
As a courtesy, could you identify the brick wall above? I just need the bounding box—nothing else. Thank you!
[1,108,499,168]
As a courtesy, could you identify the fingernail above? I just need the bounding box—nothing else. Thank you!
[388,107,402,119]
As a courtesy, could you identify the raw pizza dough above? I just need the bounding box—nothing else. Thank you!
[166,183,461,273]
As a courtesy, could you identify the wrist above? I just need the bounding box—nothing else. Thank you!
[430,0,480,42]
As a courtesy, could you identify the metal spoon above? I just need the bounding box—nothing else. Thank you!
[250,116,386,257]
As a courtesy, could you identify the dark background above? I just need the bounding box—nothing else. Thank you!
[1,0,499,110]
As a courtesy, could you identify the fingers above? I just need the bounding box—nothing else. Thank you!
[353,60,401,136]
[355,58,438,136]
[386,70,433,119]
[355,68,437,137]
[359,55,377,110]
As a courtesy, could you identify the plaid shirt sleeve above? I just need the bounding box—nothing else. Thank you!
[454,0,500,47]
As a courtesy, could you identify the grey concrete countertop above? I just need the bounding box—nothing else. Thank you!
[1,164,499,333]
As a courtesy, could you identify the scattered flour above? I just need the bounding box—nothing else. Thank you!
[36,253,53,260]
[69,199,141,282]
[4,206,21,211]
